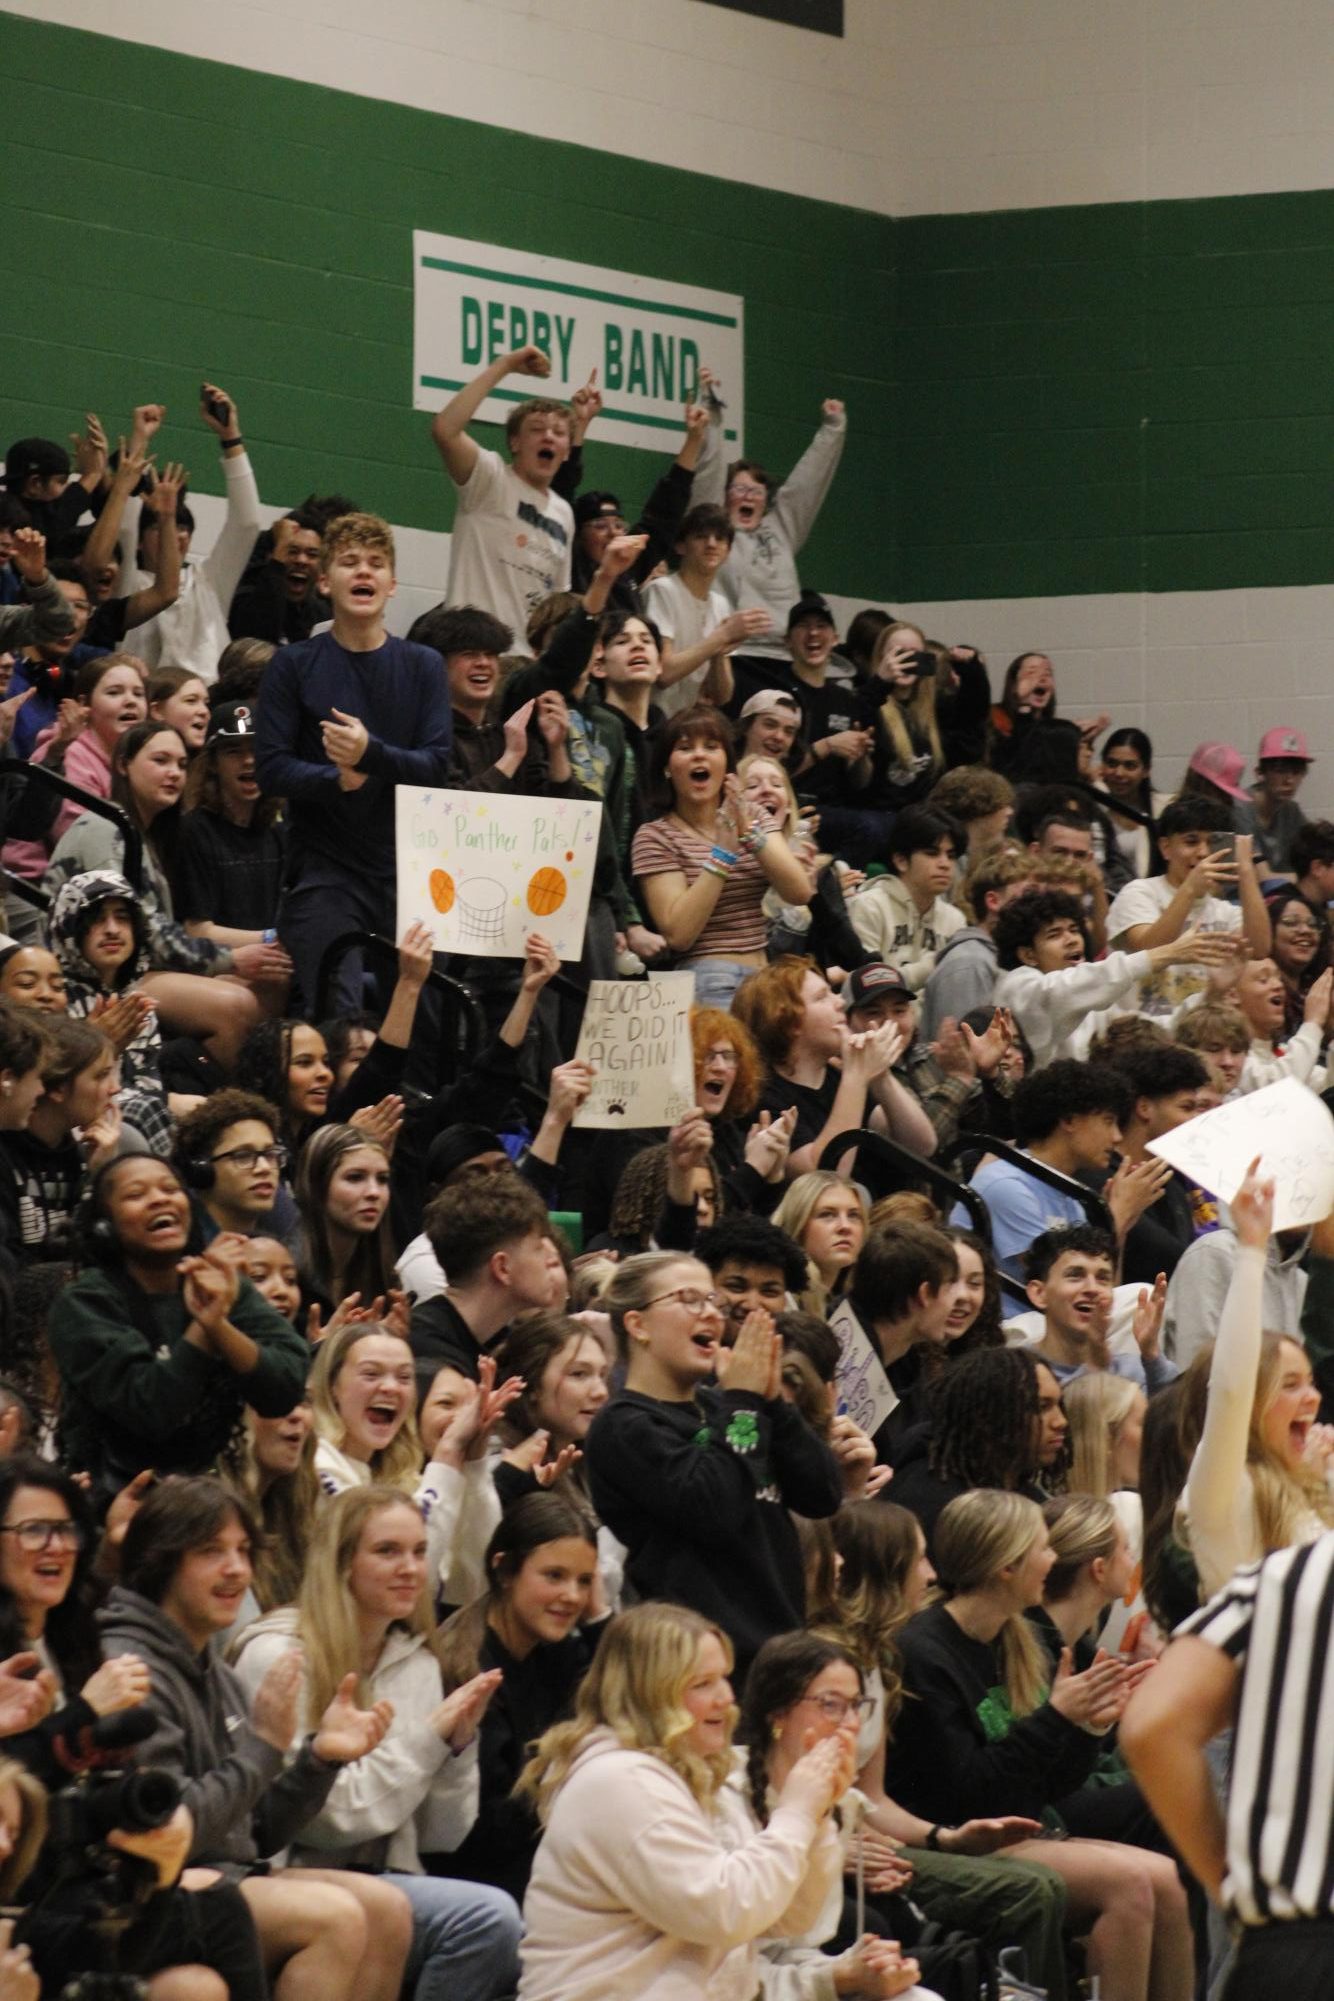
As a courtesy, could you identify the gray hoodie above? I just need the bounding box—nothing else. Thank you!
[918,926,999,1042]
[0,572,76,653]
[1164,1219,1310,1369]
[691,381,846,659]
[98,1585,337,1871]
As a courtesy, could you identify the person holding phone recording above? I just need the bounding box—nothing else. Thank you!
[1105,796,1270,1018]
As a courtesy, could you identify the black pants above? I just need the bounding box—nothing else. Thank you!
[1225,1919,1334,2001]
[24,1880,267,2001]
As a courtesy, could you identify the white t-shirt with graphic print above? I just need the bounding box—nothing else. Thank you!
[445,447,573,654]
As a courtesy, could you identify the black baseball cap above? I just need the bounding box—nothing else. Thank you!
[844,962,914,1013]
[5,438,69,490]
[786,590,836,634]
[573,491,624,528]
[206,701,258,745]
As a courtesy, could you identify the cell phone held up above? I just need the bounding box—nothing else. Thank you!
[201,384,232,429]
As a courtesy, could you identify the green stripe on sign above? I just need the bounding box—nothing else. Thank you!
[419,257,738,328]
[419,379,738,437]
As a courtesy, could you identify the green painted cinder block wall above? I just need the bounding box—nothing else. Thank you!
[895,197,1334,601]
[0,13,894,601]
[5,12,1334,605]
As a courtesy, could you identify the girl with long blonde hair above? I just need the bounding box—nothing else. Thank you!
[309,1320,514,1603]
[232,1485,523,2001]
[515,1600,854,2001]
[773,1171,868,1314]
[890,1490,1194,2001]
[1183,1160,1334,1597]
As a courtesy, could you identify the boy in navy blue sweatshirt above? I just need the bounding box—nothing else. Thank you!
[256,511,452,1011]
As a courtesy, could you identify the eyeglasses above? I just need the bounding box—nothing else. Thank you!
[798,1693,876,1723]
[210,1145,288,1170]
[0,1520,83,1552]
[1276,919,1319,936]
[643,1287,720,1316]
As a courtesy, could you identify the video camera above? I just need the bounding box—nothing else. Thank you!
[22,1709,182,2001]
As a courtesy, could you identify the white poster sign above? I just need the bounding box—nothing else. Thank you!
[1147,1075,1334,1231]
[396,786,601,961]
[828,1298,898,1441]
[572,972,696,1129]
[413,230,745,454]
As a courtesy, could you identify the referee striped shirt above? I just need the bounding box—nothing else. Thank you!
[1180,1530,1334,1925]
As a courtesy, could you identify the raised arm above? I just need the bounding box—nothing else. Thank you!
[771,398,847,553]
[431,345,553,485]
[1120,849,1235,950]
[1235,834,1272,958]
[123,463,186,627]
[1184,1162,1271,1587]
[197,385,264,610]
[0,532,75,652]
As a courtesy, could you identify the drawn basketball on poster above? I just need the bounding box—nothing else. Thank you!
[429,869,455,915]
[527,867,567,917]
[457,878,506,946]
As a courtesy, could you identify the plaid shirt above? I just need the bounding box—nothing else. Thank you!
[896,1038,980,1153]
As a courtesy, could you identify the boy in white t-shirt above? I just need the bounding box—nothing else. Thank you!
[1105,795,1271,1015]
[432,342,575,653]
[644,502,769,717]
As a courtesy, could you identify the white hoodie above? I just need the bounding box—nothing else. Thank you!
[232,1610,475,1872]
[518,1729,839,2001]
[994,949,1153,1068]
[314,1437,499,1605]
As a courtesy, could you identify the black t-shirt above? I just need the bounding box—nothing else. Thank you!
[757,1070,839,1160]
[85,597,130,650]
[175,808,287,932]
[789,676,864,804]
[409,1293,504,1382]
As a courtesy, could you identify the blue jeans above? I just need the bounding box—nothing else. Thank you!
[386,1871,521,2001]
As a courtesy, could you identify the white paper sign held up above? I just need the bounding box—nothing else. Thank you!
[572,973,696,1129]
[829,1298,898,1441]
[1146,1075,1334,1232]
[396,787,601,961]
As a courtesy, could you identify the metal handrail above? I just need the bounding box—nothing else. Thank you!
[1068,780,1156,834]
[817,1127,993,1244]
[313,931,489,1089]
[951,1131,1113,1235]
[4,765,143,892]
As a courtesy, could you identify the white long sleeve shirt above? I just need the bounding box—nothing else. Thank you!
[119,451,262,679]
[993,949,1152,1068]
[1183,1243,1324,1597]
[315,1437,499,1605]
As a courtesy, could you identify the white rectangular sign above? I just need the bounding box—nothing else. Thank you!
[828,1298,898,1441]
[396,786,601,962]
[572,972,696,1130]
[1147,1075,1334,1232]
[413,230,745,454]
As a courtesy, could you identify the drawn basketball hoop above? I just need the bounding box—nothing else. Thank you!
[457,878,507,947]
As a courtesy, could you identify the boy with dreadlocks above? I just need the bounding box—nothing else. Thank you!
[889,1346,1070,1552]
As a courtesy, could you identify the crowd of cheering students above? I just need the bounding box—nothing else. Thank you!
[0,354,1329,2001]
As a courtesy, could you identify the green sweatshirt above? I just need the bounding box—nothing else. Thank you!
[48,1267,308,1499]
